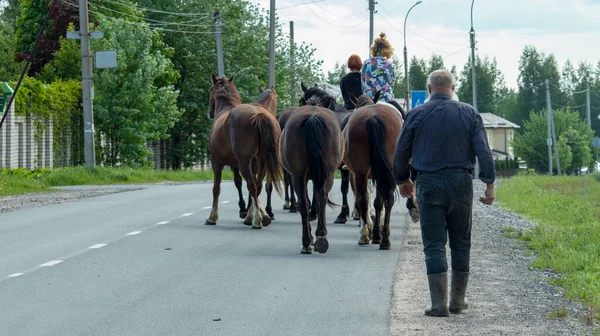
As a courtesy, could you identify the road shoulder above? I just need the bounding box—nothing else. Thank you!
[390,182,596,336]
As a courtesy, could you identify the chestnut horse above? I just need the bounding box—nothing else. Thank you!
[280,103,343,254]
[343,93,403,249]
[206,74,282,229]
[232,86,278,220]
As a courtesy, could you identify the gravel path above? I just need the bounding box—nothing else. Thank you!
[390,180,597,336]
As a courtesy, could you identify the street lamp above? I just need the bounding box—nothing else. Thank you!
[404,1,422,112]
[470,0,477,109]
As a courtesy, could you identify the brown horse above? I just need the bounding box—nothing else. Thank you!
[343,93,403,249]
[232,86,279,220]
[275,107,298,212]
[280,103,343,254]
[206,74,282,229]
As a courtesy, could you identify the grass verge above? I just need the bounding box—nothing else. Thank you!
[1,167,234,197]
[496,174,600,322]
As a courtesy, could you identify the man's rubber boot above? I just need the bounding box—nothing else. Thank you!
[424,272,449,317]
[449,270,470,314]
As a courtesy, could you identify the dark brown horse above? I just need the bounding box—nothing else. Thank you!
[343,93,403,249]
[232,86,279,220]
[280,103,343,254]
[206,74,282,229]
[299,83,353,224]
[275,107,298,212]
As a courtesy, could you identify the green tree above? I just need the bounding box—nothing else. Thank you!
[15,0,79,76]
[137,0,323,168]
[409,56,427,91]
[427,53,445,74]
[0,0,21,27]
[457,55,506,113]
[512,109,593,174]
[40,22,80,82]
[326,61,346,86]
[0,20,20,80]
[92,17,181,167]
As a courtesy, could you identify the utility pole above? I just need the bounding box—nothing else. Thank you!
[546,79,553,175]
[368,0,375,49]
[587,82,592,130]
[551,107,561,175]
[214,10,224,77]
[80,0,95,167]
[470,0,477,109]
[268,0,276,88]
[289,21,296,105]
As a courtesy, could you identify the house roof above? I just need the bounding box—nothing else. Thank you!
[480,113,520,129]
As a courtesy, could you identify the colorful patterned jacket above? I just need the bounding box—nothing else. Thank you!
[361,56,396,103]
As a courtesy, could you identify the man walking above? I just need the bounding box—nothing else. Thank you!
[393,70,495,317]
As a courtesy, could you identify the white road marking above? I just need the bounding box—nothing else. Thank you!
[221,201,231,204]
[156,221,170,225]
[8,273,24,278]
[88,244,107,249]
[126,231,142,236]
[40,260,63,267]
[180,213,193,217]
[202,206,211,210]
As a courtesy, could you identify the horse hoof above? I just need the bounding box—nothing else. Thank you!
[289,208,298,213]
[283,205,290,210]
[243,218,252,226]
[252,223,263,229]
[358,239,370,246]
[372,238,382,244]
[314,237,329,254]
[262,216,272,227]
[301,245,313,254]
[204,219,217,226]
[379,242,391,250]
[239,211,248,219]
[334,217,347,224]
[267,212,275,220]
[309,215,317,221]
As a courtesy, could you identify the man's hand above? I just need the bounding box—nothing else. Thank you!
[399,180,414,198]
[479,183,495,205]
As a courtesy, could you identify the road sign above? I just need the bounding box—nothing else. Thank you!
[411,90,427,109]
[592,137,600,149]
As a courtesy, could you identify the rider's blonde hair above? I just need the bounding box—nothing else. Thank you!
[370,32,393,59]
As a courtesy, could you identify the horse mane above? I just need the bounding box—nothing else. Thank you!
[301,86,346,112]
[212,78,242,106]
[256,89,273,104]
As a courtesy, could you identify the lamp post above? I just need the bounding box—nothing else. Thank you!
[403,1,422,112]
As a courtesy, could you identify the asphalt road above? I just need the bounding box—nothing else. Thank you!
[0,180,407,336]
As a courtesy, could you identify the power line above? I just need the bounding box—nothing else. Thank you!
[310,1,368,18]
[88,1,219,28]
[277,0,324,10]
[61,0,219,34]
[299,0,369,28]
[378,4,466,48]
[94,0,211,18]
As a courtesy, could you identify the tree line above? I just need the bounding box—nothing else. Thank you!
[0,0,323,169]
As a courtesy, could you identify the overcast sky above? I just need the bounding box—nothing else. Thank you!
[250,0,600,89]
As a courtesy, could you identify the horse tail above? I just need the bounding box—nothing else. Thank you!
[301,114,337,209]
[251,111,283,197]
[366,115,397,202]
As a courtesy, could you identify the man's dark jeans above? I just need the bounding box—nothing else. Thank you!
[416,168,473,275]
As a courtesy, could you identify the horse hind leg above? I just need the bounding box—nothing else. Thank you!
[289,173,298,213]
[371,191,384,244]
[240,164,263,229]
[355,173,371,245]
[233,167,247,219]
[283,170,291,210]
[294,174,313,254]
[380,191,395,250]
[256,165,273,226]
[205,164,224,225]
[334,168,350,224]
[314,178,331,254]
[368,179,377,226]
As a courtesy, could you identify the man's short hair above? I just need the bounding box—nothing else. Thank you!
[427,70,455,88]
